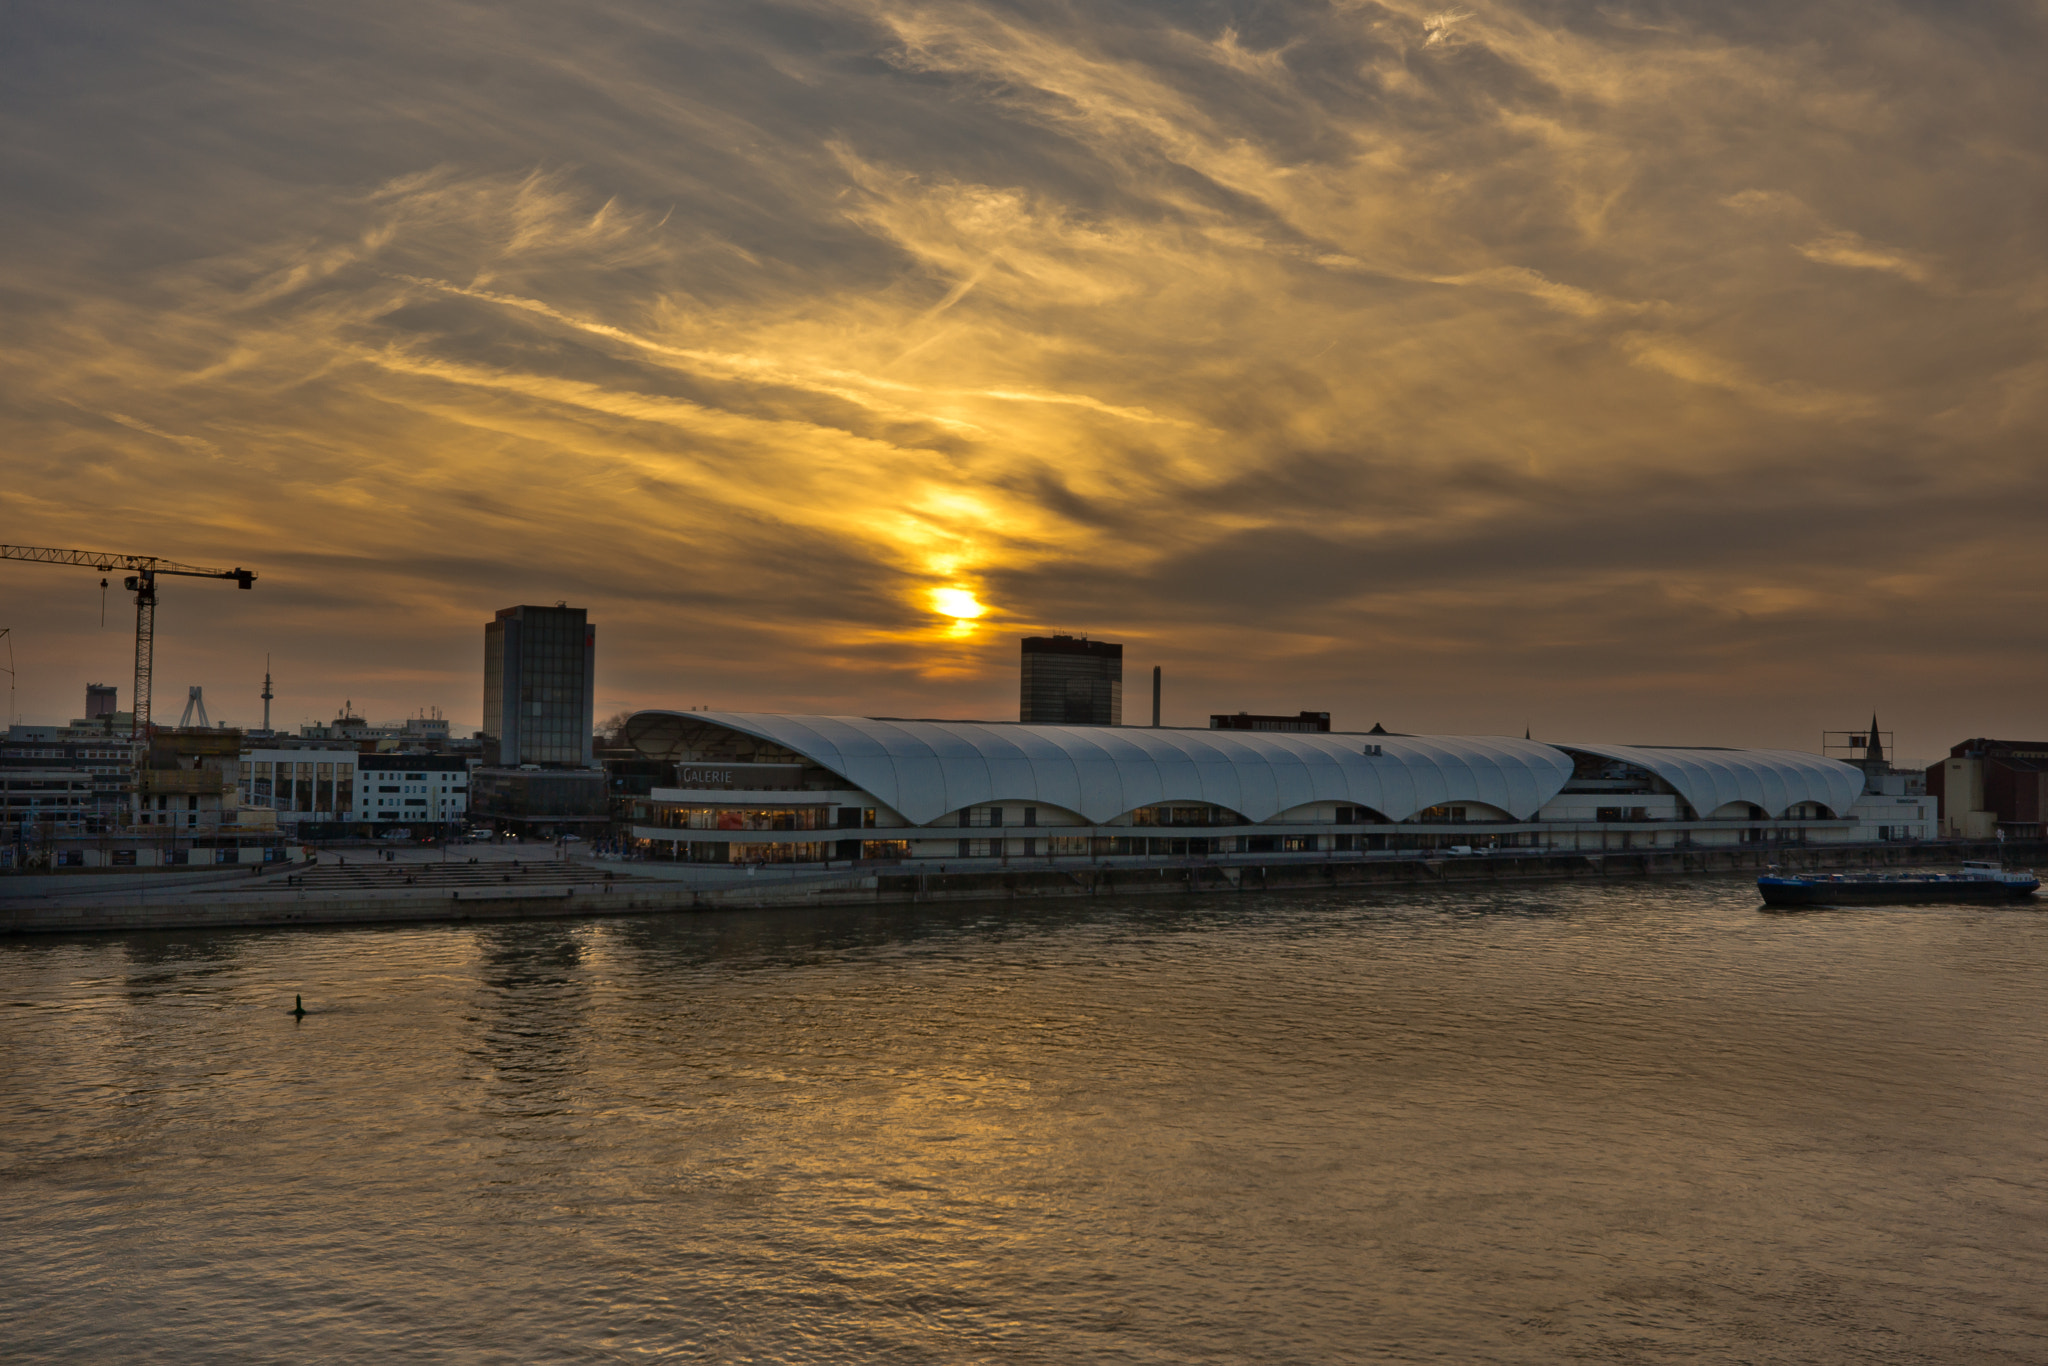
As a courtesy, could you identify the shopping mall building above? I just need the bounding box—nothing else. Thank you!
[618,711,1933,865]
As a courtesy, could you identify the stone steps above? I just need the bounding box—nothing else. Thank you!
[275,862,629,890]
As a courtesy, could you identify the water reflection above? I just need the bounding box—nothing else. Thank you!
[118,927,248,992]
[469,923,593,1108]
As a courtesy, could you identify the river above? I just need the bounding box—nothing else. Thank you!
[4,876,2045,1362]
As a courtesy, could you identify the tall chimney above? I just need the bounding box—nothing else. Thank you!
[1152,666,1161,727]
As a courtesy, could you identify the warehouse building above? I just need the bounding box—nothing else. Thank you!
[617,711,1924,866]
[1929,738,2048,839]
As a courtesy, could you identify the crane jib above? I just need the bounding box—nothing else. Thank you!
[0,544,253,584]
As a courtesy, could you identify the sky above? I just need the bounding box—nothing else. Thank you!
[2,0,2044,760]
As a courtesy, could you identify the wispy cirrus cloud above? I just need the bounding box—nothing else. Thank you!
[1795,230,1935,284]
[0,0,2044,751]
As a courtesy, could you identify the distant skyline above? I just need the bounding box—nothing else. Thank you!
[4,0,2044,759]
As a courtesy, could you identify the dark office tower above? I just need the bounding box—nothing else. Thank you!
[1021,635,1122,725]
[483,605,596,768]
[85,684,118,719]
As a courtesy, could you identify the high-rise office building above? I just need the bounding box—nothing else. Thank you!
[482,605,596,768]
[1020,635,1122,725]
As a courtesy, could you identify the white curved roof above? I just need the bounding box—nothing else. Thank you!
[623,711,1576,826]
[1561,742,1864,820]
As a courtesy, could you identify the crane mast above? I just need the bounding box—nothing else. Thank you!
[0,544,256,738]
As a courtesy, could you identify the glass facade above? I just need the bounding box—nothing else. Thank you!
[242,751,364,819]
[651,804,829,831]
[481,624,504,758]
[639,838,832,864]
[482,605,596,768]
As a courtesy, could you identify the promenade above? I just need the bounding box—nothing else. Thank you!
[5,839,2035,935]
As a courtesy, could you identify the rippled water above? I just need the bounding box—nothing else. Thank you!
[5,877,2047,1363]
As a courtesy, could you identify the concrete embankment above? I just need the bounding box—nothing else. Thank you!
[0,881,717,934]
[4,841,2036,935]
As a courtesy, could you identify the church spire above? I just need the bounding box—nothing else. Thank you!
[1866,712,1885,766]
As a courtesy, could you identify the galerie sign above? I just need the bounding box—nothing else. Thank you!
[672,763,806,790]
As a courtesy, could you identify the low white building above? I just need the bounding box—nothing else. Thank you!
[356,754,470,826]
[1848,770,1937,842]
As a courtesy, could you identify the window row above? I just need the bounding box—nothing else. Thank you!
[649,805,831,831]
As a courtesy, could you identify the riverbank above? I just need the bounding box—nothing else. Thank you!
[4,840,2038,935]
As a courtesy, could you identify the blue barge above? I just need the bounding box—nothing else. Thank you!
[1759,860,2039,907]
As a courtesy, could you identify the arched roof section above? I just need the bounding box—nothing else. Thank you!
[622,712,1576,827]
[1709,801,1767,820]
[1273,800,1393,823]
[1558,743,1862,821]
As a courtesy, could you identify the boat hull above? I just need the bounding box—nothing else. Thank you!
[1758,876,2040,907]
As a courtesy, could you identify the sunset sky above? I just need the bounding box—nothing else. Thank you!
[3,0,2044,759]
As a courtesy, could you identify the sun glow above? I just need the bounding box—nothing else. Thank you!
[931,587,987,619]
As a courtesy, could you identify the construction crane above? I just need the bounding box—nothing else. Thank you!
[0,545,255,738]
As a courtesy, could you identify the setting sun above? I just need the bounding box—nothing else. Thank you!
[931,587,986,620]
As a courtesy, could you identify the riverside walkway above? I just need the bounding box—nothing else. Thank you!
[3,840,2034,935]
[0,842,884,933]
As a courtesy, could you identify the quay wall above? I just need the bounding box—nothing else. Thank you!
[3,842,2038,936]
